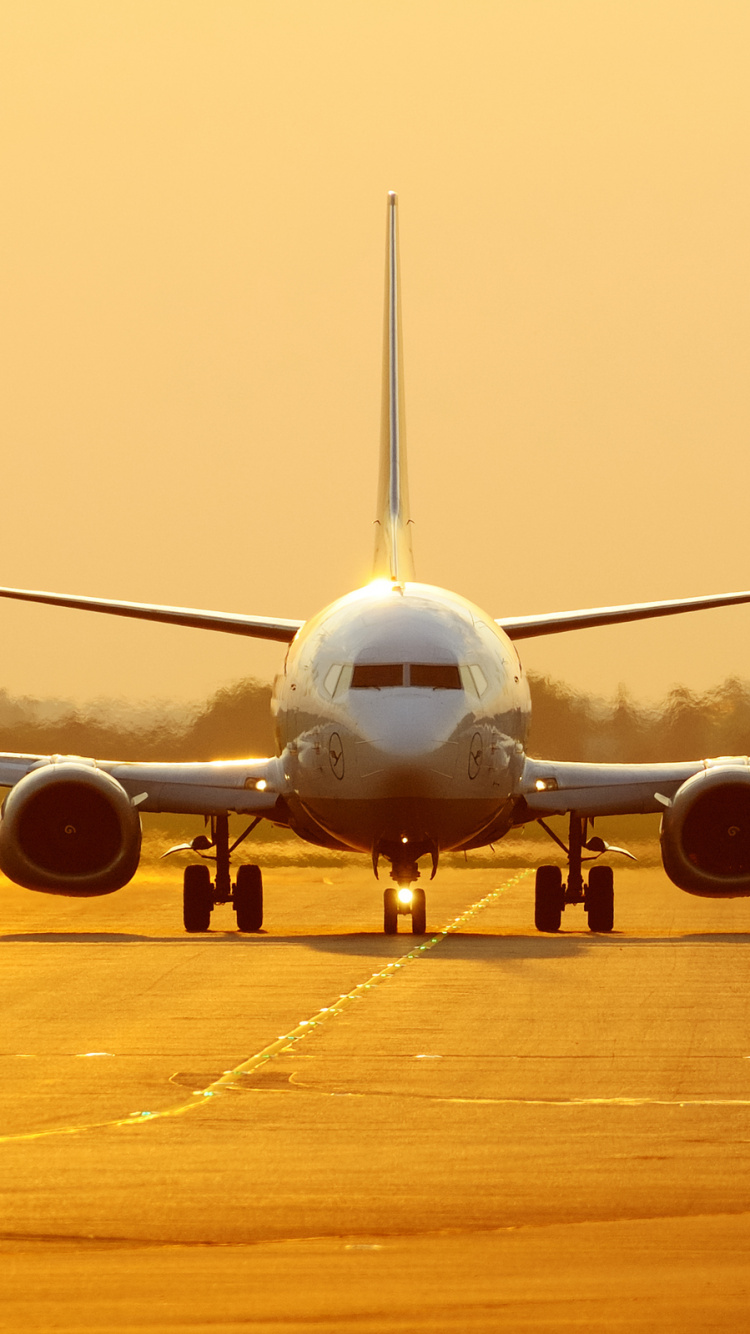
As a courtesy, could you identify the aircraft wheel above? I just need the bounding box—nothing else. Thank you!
[411,887,427,934]
[183,863,213,932]
[534,864,564,932]
[586,865,614,932]
[384,888,398,935]
[234,864,263,932]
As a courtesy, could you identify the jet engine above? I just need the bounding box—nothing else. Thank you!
[0,761,142,896]
[660,764,750,897]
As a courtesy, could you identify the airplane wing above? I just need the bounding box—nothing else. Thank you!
[0,753,290,817]
[0,586,303,643]
[519,756,719,818]
[2,584,750,646]
[498,589,750,640]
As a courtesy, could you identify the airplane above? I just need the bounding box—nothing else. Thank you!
[2,191,750,937]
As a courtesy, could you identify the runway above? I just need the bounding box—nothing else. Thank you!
[1,859,749,1331]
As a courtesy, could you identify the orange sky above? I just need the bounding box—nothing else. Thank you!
[2,1,750,711]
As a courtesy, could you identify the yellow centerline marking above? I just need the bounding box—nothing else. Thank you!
[0,871,529,1144]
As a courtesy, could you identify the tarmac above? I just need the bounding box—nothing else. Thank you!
[0,858,748,1331]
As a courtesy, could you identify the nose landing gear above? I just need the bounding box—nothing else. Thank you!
[383,883,427,935]
[377,847,431,936]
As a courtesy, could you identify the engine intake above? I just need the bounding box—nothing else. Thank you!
[0,761,142,896]
[660,764,750,897]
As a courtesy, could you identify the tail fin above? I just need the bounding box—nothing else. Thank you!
[373,191,415,583]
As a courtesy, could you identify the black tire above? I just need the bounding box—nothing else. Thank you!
[234,864,263,932]
[411,887,427,935]
[586,865,614,932]
[183,863,213,932]
[534,864,564,932]
[383,888,398,935]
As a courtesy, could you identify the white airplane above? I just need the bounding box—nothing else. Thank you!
[2,192,750,936]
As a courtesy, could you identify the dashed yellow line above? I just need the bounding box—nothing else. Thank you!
[0,871,529,1144]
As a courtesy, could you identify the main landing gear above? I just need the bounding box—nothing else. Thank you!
[181,814,264,933]
[534,813,626,934]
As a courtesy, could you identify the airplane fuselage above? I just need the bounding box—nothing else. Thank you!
[273,580,531,875]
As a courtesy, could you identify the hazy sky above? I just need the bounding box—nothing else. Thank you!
[2,1,750,710]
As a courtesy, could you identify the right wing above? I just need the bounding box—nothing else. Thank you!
[0,586,303,643]
[520,756,711,818]
[0,753,290,816]
[498,589,750,640]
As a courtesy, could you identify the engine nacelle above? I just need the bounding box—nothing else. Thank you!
[0,761,142,896]
[660,764,750,897]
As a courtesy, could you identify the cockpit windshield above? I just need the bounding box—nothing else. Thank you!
[409,664,461,689]
[350,663,462,689]
[351,664,404,688]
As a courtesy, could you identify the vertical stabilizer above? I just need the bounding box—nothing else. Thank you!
[373,192,415,583]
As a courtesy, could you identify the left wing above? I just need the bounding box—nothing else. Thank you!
[0,753,290,816]
[0,586,303,643]
[519,756,714,818]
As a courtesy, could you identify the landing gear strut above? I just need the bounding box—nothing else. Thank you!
[534,812,616,934]
[182,814,264,933]
[380,856,428,936]
[375,842,435,936]
[383,883,427,935]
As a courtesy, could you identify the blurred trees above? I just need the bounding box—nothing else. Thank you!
[0,679,275,762]
[1,673,750,764]
[527,675,750,762]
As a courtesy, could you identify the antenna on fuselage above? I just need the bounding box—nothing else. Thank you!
[373,191,415,585]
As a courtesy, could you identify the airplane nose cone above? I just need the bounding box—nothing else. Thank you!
[358,693,458,751]
[352,695,462,787]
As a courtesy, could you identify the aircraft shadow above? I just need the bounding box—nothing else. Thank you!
[0,931,266,944]
[0,929,590,961]
[284,928,750,959]
[1,930,747,955]
[0,928,583,955]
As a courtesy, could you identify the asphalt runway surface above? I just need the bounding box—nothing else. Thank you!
[0,857,749,1332]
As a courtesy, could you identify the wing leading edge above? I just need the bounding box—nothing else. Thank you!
[1,584,749,648]
[520,756,730,818]
[0,586,302,643]
[0,753,290,816]
[499,588,750,640]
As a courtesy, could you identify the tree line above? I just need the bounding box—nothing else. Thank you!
[0,674,749,765]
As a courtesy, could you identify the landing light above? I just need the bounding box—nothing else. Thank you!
[256,780,267,791]
[397,888,413,906]
[534,778,558,792]
[401,835,408,844]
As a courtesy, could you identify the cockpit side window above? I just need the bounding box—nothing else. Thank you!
[323,664,344,697]
[408,663,462,689]
[351,663,404,688]
[469,665,488,697]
